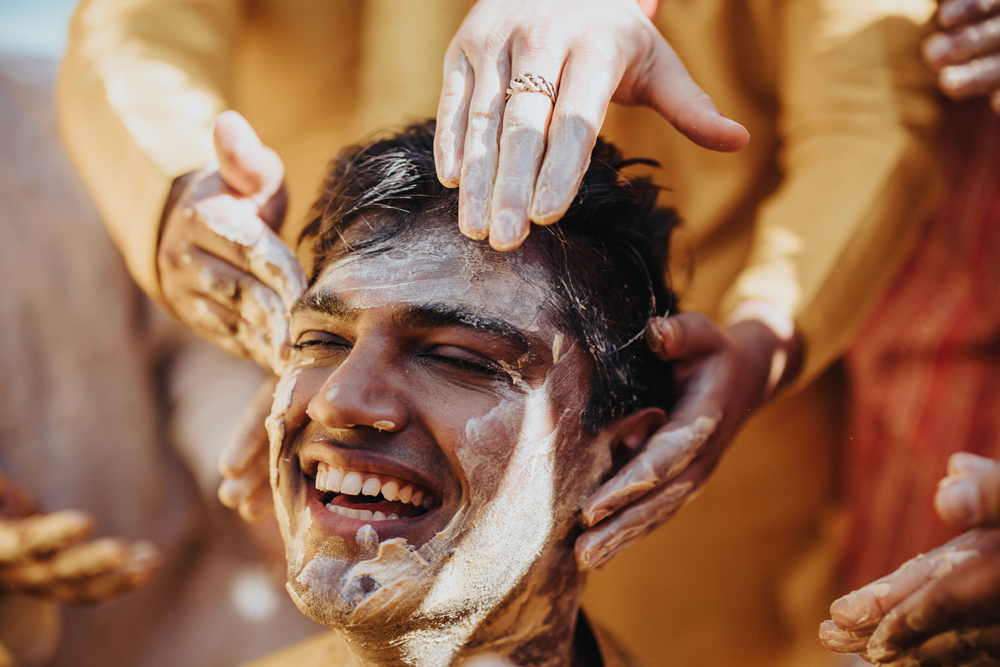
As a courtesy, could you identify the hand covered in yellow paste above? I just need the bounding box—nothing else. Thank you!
[821,453,1000,666]
[923,0,1000,112]
[575,303,802,571]
[435,0,749,251]
[0,469,159,604]
[158,111,306,372]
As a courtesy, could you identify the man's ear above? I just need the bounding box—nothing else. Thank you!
[609,407,668,458]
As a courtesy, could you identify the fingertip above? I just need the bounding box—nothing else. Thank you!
[922,32,953,69]
[935,477,982,527]
[488,209,529,251]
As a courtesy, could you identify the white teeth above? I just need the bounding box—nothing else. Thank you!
[314,465,434,507]
[325,504,395,522]
[341,471,363,495]
[381,480,399,501]
[361,477,381,497]
[327,468,343,492]
[398,485,413,504]
[315,465,344,493]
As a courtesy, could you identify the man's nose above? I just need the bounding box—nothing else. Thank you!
[305,343,408,433]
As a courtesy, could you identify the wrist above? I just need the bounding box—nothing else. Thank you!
[726,301,803,400]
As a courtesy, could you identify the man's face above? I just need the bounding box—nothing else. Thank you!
[268,221,612,657]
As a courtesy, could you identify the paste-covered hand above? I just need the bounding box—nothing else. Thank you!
[0,471,160,604]
[820,453,1000,665]
[575,305,802,571]
[158,111,307,372]
[219,376,276,522]
[435,0,749,252]
[923,0,1000,111]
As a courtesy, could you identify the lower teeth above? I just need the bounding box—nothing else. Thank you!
[325,504,399,521]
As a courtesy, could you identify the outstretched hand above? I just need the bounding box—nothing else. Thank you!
[575,304,802,571]
[0,469,160,604]
[435,0,749,252]
[158,111,307,372]
[821,453,1000,666]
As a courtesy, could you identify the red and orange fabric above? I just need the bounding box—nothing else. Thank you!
[844,98,1000,590]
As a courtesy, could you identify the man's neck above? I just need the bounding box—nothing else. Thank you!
[337,554,586,667]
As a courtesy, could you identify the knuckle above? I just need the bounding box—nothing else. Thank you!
[513,23,561,60]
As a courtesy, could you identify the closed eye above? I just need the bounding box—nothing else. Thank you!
[423,345,505,379]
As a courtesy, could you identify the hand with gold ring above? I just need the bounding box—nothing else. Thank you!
[434,0,750,251]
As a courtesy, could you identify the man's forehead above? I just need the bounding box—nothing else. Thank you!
[300,231,555,333]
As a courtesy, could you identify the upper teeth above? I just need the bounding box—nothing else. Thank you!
[315,462,435,509]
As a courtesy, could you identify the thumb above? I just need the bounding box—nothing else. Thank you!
[213,110,286,213]
[935,453,1000,528]
[640,37,749,152]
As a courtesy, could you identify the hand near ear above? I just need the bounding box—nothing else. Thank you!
[158,111,307,373]
[575,304,802,570]
[820,453,1000,666]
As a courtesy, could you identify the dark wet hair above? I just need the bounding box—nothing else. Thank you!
[300,121,678,429]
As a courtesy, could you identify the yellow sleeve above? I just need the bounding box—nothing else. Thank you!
[55,0,240,302]
[720,0,942,385]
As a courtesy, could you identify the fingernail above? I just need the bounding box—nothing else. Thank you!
[459,202,489,240]
[937,478,981,524]
[923,33,952,66]
[950,452,996,473]
[490,209,525,250]
[830,590,881,629]
[645,318,665,355]
[529,192,558,221]
[585,506,612,526]
[938,1,963,27]
[940,64,971,93]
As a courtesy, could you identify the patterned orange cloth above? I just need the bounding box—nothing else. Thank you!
[843,98,1000,589]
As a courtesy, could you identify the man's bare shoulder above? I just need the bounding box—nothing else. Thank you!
[242,631,353,667]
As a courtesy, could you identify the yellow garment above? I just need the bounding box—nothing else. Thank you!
[56,1,941,665]
[240,612,638,667]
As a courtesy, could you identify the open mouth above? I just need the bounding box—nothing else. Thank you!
[314,462,436,522]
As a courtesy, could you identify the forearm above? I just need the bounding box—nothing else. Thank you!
[721,0,941,386]
[55,0,239,301]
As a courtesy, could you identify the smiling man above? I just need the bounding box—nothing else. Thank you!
[253,122,678,667]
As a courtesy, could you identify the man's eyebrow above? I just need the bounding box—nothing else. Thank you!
[394,303,534,354]
[292,290,361,323]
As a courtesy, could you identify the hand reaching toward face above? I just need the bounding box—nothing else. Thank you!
[923,0,1000,111]
[820,453,1000,666]
[435,0,749,252]
[218,376,277,523]
[158,111,307,372]
[575,303,802,571]
[0,470,160,605]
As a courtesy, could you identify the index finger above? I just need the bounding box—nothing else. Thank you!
[830,529,1000,631]
[580,411,719,526]
[866,549,1000,661]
